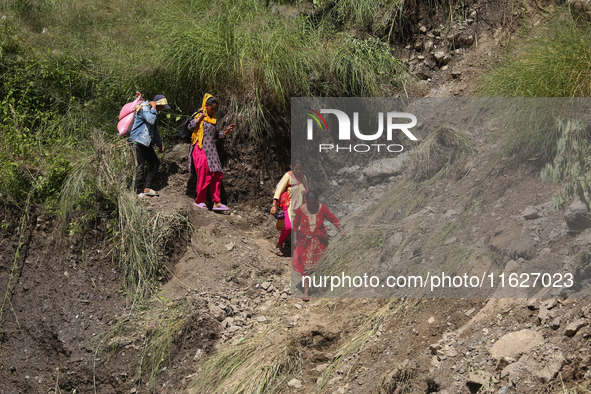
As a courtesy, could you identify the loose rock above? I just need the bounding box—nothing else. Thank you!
[565,319,587,337]
[489,330,543,359]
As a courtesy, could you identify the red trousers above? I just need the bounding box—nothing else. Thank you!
[192,146,223,204]
[278,208,291,245]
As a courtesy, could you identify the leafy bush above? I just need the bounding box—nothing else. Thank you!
[0,15,129,211]
[541,119,591,210]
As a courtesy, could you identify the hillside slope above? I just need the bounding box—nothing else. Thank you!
[3,0,591,393]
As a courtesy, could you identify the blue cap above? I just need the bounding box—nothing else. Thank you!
[153,94,171,109]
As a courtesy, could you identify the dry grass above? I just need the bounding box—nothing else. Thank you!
[408,126,474,181]
[189,330,302,394]
[58,133,189,298]
[315,299,407,393]
[97,297,193,391]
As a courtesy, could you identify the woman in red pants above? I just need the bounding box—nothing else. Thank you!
[270,160,308,256]
[191,93,235,210]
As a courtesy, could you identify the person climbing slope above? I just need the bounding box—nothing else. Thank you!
[292,190,344,301]
[130,94,169,198]
[191,93,236,210]
[270,160,309,256]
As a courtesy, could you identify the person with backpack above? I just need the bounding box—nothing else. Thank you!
[130,94,170,198]
[270,160,309,256]
[191,93,236,210]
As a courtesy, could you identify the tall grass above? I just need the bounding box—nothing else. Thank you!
[156,0,411,138]
[58,135,130,230]
[313,0,458,37]
[478,13,591,161]
[156,1,319,136]
[324,34,409,96]
[315,299,405,393]
[479,16,591,97]
[117,194,189,297]
[59,134,188,297]
[315,0,402,33]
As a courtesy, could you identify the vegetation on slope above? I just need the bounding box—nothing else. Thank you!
[478,12,591,162]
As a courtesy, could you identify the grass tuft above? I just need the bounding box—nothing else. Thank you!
[478,12,591,161]
[408,126,474,181]
[58,133,188,298]
[98,297,193,391]
[315,299,405,393]
[189,331,303,393]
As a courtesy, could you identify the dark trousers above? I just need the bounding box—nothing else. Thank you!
[133,143,160,193]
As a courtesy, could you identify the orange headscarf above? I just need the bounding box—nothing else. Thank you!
[191,93,217,148]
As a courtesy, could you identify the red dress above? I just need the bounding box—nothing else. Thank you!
[292,203,341,275]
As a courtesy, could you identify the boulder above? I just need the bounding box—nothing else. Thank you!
[414,64,432,80]
[209,304,227,322]
[489,329,544,359]
[565,319,588,337]
[535,350,565,382]
[287,378,302,389]
[466,371,493,393]
[565,200,591,233]
[521,206,540,220]
[457,34,475,47]
[363,156,408,180]
[434,50,451,66]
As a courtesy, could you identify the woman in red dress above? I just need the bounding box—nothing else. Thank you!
[292,190,343,301]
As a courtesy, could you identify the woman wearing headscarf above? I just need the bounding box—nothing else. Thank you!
[191,93,236,210]
[292,190,343,301]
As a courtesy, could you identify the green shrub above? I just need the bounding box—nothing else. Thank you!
[0,16,129,209]
[541,119,591,210]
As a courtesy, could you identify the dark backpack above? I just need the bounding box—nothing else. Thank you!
[178,111,201,143]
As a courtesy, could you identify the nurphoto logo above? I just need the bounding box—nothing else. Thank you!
[304,107,418,153]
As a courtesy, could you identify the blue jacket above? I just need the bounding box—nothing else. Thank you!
[129,103,163,147]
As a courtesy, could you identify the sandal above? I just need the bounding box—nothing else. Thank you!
[144,189,159,196]
[212,204,229,211]
[301,296,310,302]
[193,202,207,209]
[274,247,284,257]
